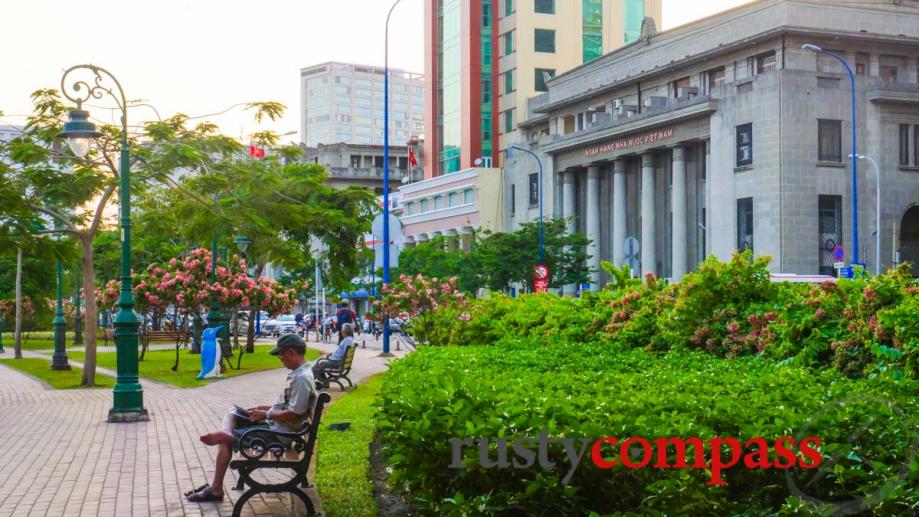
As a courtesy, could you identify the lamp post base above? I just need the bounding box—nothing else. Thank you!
[108,408,150,423]
[51,359,72,371]
[377,352,396,358]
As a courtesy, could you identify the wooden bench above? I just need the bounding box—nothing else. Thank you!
[144,330,191,343]
[229,392,331,517]
[314,344,356,391]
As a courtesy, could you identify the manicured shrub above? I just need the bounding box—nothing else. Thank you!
[376,342,919,516]
[450,254,918,379]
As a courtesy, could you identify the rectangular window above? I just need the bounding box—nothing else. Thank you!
[818,195,842,276]
[900,124,911,166]
[755,51,776,74]
[505,0,513,16]
[855,52,869,75]
[448,191,459,207]
[503,31,514,55]
[705,67,725,94]
[419,199,429,213]
[433,195,444,210]
[736,123,753,167]
[818,119,842,163]
[535,0,554,14]
[528,173,539,206]
[504,109,515,133]
[504,69,515,94]
[880,65,899,82]
[510,184,516,214]
[672,77,691,98]
[584,0,604,61]
[534,29,555,53]
[534,68,555,92]
[464,189,475,204]
[915,125,919,166]
[736,198,754,253]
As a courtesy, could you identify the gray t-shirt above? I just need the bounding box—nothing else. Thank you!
[269,362,316,432]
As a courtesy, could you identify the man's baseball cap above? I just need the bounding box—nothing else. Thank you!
[269,334,307,355]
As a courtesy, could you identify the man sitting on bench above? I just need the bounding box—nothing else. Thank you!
[313,323,354,387]
[186,334,315,503]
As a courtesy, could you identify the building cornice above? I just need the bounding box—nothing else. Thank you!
[540,99,718,154]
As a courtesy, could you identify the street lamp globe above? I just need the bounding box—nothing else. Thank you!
[58,109,102,158]
[234,235,251,253]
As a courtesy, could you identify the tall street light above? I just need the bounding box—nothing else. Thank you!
[58,64,148,422]
[852,154,881,274]
[73,263,83,346]
[381,0,403,357]
[207,232,229,355]
[234,235,256,348]
[505,144,545,264]
[803,44,860,266]
[51,226,71,371]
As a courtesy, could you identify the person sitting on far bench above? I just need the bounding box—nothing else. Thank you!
[185,334,315,503]
[313,323,354,387]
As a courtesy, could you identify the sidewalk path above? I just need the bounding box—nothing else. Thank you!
[0,336,408,516]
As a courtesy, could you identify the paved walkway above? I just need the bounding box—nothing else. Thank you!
[0,335,408,517]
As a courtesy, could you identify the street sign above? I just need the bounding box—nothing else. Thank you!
[833,245,845,262]
[840,266,854,279]
[834,261,845,269]
[624,236,640,257]
[371,213,403,270]
[533,264,550,293]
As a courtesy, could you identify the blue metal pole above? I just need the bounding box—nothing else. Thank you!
[822,49,859,265]
[382,0,402,356]
[508,145,545,263]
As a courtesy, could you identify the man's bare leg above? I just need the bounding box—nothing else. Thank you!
[199,412,238,495]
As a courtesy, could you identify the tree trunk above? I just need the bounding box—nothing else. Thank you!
[80,236,98,387]
[13,248,23,359]
[246,309,256,353]
[191,313,202,354]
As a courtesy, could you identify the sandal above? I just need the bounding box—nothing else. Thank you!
[185,486,224,502]
[183,484,209,497]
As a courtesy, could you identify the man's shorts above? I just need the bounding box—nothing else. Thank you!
[232,422,270,442]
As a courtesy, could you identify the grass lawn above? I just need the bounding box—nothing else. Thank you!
[69,346,321,388]
[0,357,114,389]
[1,329,104,350]
[316,375,382,517]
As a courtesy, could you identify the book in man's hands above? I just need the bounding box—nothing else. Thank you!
[231,405,253,423]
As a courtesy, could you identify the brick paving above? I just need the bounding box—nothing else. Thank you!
[0,335,408,517]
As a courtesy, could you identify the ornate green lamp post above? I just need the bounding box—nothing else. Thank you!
[58,64,147,422]
[51,238,71,370]
[206,233,229,356]
[73,264,83,346]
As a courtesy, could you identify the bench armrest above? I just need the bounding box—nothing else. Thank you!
[235,424,311,460]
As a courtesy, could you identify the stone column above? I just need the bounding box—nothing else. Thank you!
[586,165,602,290]
[459,227,474,252]
[562,170,576,234]
[562,170,577,296]
[671,146,688,281]
[612,159,627,267]
[641,153,656,277]
[443,229,459,251]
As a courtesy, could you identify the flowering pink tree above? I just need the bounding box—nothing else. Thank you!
[377,274,468,346]
[97,248,301,365]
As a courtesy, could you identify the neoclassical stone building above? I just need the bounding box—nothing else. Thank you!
[503,0,919,293]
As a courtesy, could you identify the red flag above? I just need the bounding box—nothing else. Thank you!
[408,147,418,167]
[249,145,266,158]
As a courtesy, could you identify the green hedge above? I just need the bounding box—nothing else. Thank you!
[376,341,919,515]
[444,254,919,380]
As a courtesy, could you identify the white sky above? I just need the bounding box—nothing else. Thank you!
[1,0,752,140]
